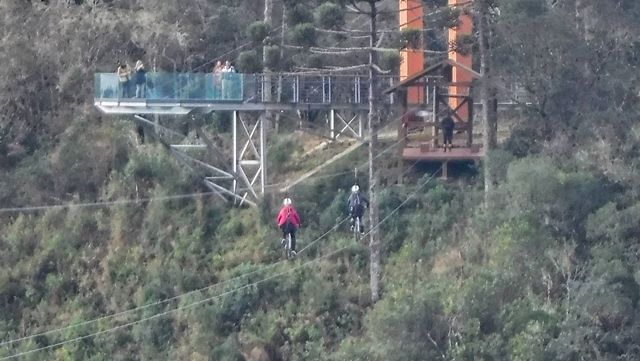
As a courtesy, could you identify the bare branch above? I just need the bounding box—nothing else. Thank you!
[371,64,392,75]
[306,45,446,55]
[346,3,368,15]
[313,27,371,39]
[376,32,385,48]
[293,64,370,74]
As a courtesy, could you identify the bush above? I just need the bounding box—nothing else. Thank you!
[247,21,269,43]
[263,45,281,70]
[315,3,345,29]
[287,4,314,25]
[290,23,317,48]
[452,33,475,55]
[211,110,232,133]
[378,51,402,72]
[400,28,421,49]
[236,50,263,73]
[267,136,303,172]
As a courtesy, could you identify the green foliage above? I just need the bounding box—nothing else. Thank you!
[267,136,304,172]
[400,28,421,49]
[501,0,549,18]
[290,23,317,48]
[452,33,475,55]
[5,1,640,360]
[346,279,448,361]
[315,3,345,29]
[263,45,281,70]
[246,21,269,43]
[378,51,402,72]
[586,202,640,243]
[287,4,314,25]
[211,110,233,133]
[236,50,263,73]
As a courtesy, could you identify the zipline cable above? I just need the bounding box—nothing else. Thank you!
[0,164,441,360]
[0,106,420,213]
[0,192,216,214]
[0,217,351,348]
[0,158,423,347]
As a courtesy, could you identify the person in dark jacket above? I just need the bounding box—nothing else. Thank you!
[276,198,301,255]
[134,60,147,98]
[347,184,369,234]
[441,114,455,152]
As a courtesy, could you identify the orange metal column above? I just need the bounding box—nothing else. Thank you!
[399,0,424,105]
[448,0,473,122]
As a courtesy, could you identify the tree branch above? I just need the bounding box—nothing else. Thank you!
[307,45,446,55]
[293,64,370,74]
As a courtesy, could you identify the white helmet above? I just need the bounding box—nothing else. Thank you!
[283,198,292,206]
[351,185,359,193]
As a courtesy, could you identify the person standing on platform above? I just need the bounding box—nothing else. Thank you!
[221,60,237,99]
[441,113,455,152]
[212,60,223,99]
[133,60,147,98]
[116,62,131,98]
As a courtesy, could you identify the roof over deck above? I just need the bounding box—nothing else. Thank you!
[383,59,482,95]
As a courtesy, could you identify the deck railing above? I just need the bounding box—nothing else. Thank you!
[94,73,397,105]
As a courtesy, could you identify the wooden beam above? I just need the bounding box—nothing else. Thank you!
[437,97,469,123]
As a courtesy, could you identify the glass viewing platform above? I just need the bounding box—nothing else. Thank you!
[95,72,247,102]
[94,72,396,114]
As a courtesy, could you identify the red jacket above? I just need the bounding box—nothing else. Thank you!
[276,205,301,227]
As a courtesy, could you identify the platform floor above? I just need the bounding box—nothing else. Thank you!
[402,146,484,161]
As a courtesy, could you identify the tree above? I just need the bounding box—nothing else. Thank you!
[476,0,499,202]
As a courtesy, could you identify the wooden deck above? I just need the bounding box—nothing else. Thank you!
[402,146,484,161]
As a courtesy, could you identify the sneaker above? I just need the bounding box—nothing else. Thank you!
[289,250,297,257]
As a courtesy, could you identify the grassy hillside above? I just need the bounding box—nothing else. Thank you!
[3,0,640,360]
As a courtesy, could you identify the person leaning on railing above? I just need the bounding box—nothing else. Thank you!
[212,60,223,99]
[116,62,131,98]
[221,60,237,100]
[133,60,147,98]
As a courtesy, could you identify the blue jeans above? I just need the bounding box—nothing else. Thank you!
[136,84,145,98]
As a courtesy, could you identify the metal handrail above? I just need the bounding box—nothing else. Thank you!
[94,72,398,106]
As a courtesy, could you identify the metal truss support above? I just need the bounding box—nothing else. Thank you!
[230,111,267,204]
[329,109,364,140]
[134,114,266,207]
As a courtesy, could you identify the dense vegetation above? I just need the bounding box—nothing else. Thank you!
[2,0,640,360]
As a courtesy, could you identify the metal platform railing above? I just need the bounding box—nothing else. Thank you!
[94,72,396,106]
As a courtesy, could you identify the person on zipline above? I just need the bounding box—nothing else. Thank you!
[347,184,369,234]
[276,198,301,256]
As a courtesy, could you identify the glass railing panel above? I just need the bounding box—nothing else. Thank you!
[94,72,247,102]
[95,73,120,100]
[94,72,378,104]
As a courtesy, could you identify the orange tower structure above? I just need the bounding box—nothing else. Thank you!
[448,0,473,122]
[399,0,424,105]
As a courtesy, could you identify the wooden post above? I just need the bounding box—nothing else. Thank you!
[467,96,474,147]
[432,88,440,149]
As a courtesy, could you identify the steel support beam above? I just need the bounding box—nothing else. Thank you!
[135,113,265,207]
